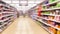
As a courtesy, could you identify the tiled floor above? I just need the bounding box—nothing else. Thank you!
[1,16,49,34]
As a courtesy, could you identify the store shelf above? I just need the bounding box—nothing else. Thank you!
[0,18,11,27]
[3,12,14,13]
[41,7,60,11]
[35,18,60,30]
[27,0,60,34]
[41,13,60,16]
[42,1,60,6]
[0,16,12,22]
[0,15,15,32]
[4,14,13,16]
[0,14,13,19]
[37,16,60,23]
[40,17,60,23]
[0,8,3,10]
[0,0,19,33]
[40,25,53,34]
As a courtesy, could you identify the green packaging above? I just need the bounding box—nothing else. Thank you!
[43,11,50,14]
[49,0,56,3]
[56,2,60,7]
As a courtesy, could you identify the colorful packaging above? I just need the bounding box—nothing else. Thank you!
[55,24,60,28]
[37,5,42,16]
[51,22,56,26]
[49,27,56,34]
[49,0,56,3]
[44,0,49,4]
[45,11,50,14]
[48,16,54,19]
[56,10,59,15]
[57,30,60,34]
[47,20,51,24]
[54,16,60,21]
[56,2,60,7]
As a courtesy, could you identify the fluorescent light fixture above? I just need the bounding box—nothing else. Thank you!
[19,1,28,6]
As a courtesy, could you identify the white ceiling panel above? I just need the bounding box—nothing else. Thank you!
[2,0,44,12]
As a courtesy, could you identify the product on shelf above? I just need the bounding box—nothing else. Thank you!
[56,2,60,7]
[44,0,49,4]
[0,1,19,32]
[48,27,57,34]
[49,0,56,3]
[55,23,60,28]
[27,0,60,34]
[37,5,42,16]
[42,11,51,14]
[54,16,60,21]
[56,10,60,15]
[48,16,54,19]
[47,20,51,24]
[57,30,60,34]
[51,10,56,15]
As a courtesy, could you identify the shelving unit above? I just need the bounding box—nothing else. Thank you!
[42,0,60,6]
[28,0,60,34]
[0,0,20,33]
[39,22,53,34]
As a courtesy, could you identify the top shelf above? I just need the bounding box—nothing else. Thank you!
[42,0,60,6]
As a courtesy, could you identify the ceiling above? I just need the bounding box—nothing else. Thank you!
[2,0,44,13]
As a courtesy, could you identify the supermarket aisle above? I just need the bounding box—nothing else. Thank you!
[1,16,49,34]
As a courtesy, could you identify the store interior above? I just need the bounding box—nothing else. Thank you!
[0,0,60,34]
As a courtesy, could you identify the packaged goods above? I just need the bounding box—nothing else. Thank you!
[57,30,60,34]
[49,27,56,34]
[49,0,56,3]
[48,16,54,19]
[54,16,60,21]
[56,2,60,7]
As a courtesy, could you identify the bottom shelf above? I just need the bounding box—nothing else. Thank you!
[0,16,16,33]
[36,20,60,34]
[35,21,53,34]
[40,24,53,34]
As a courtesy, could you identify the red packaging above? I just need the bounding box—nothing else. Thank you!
[37,5,42,16]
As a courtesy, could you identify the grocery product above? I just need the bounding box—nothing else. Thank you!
[48,16,54,19]
[44,0,49,4]
[51,11,55,14]
[49,0,56,3]
[56,2,60,7]
[47,20,51,24]
[54,16,60,21]
[37,5,42,16]
[55,24,60,28]
[56,10,60,15]
[57,30,60,34]
[49,27,57,34]
[56,10,59,15]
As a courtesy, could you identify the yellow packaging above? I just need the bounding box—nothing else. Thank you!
[57,30,60,34]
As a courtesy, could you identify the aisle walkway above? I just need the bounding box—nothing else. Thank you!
[1,16,49,34]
